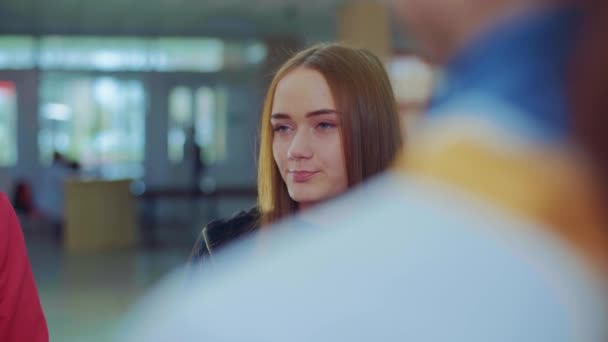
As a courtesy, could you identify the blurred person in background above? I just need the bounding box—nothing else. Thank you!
[190,43,403,263]
[11,179,48,236]
[0,193,49,342]
[185,125,206,191]
[117,0,608,340]
[38,151,79,243]
[12,179,40,219]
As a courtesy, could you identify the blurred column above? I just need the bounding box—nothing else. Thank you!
[337,1,391,62]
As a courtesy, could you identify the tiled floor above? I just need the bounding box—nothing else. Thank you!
[27,232,192,341]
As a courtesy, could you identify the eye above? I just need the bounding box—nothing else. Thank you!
[272,124,292,134]
[316,122,336,130]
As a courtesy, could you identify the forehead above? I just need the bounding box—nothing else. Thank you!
[271,67,336,115]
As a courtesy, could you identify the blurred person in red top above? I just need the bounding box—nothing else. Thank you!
[0,193,49,342]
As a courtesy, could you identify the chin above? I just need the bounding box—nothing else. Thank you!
[287,186,326,204]
[289,192,325,204]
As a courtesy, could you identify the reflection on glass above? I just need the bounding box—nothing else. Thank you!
[153,38,224,72]
[40,36,229,72]
[195,87,214,150]
[168,85,227,165]
[168,87,193,163]
[38,73,146,179]
[199,87,227,164]
[0,36,35,69]
[1,35,264,72]
[40,36,149,71]
[223,41,268,70]
[0,81,18,166]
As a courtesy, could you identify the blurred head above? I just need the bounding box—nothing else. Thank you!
[52,151,63,163]
[258,43,403,225]
[390,0,567,62]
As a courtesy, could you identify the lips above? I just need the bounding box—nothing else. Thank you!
[289,170,319,182]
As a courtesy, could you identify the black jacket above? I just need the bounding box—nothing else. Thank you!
[190,207,260,263]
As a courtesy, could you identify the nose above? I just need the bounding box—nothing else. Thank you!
[287,129,313,161]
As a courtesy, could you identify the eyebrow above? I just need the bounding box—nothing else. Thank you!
[270,109,340,120]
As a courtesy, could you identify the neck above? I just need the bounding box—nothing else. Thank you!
[297,202,316,212]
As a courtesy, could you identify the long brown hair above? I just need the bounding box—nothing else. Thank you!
[257,43,403,226]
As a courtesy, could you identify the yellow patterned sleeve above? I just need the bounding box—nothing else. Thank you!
[395,124,608,271]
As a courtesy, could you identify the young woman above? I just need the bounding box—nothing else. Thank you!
[191,43,403,261]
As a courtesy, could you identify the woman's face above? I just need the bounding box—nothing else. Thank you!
[271,67,348,209]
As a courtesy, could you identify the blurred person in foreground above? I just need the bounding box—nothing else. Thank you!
[0,193,49,341]
[190,43,403,264]
[117,0,608,340]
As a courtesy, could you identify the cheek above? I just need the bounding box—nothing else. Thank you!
[321,134,347,182]
[272,139,287,170]
[335,152,348,186]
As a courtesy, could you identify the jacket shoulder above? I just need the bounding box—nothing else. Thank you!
[192,207,260,260]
